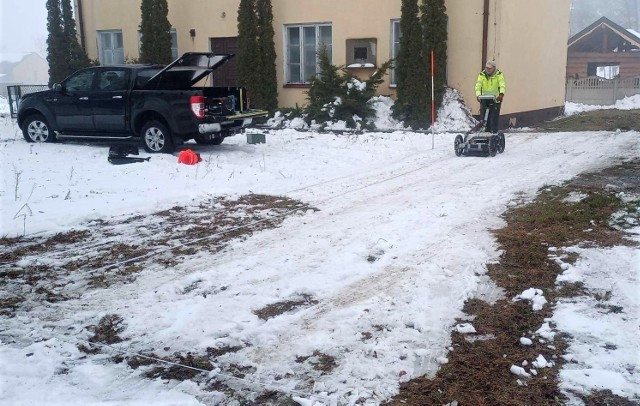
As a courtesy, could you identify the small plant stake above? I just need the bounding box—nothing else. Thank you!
[13,203,33,236]
[13,167,22,201]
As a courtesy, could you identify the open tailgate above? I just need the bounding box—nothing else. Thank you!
[142,52,233,90]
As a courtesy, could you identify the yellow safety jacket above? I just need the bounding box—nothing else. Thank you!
[475,69,506,97]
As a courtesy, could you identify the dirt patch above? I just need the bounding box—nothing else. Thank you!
[387,162,639,405]
[250,391,300,406]
[0,194,314,315]
[78,314,126,354]
[296,350,338,374]
[206,345,244,358]
[574,389,639,405]
[253,294,319,321]
[143,353,213,380]
[0,229,91,263]
[0,296,25,316]
[537,109,640,132]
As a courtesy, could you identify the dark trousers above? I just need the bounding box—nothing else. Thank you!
[479,102,502,133]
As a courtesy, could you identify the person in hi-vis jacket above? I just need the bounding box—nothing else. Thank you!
[474,60,506,133]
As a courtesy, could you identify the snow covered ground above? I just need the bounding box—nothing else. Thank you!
[564,94,640,115]
[0,96,638,405]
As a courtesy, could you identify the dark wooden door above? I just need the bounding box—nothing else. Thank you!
[210,37,238,87]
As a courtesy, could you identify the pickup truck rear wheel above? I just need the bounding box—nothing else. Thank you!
[23,114,56,143]
[141,120,174,153]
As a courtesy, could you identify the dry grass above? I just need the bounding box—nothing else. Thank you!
[387,162,638,405]
[537,109,640,132]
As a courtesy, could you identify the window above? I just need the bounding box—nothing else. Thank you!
[285,24,332,84]
[138,29,178,60]
[98,69,128,91]
[98,30,124,65]
[390,20,400,86]
[65,70,96,91]
[587,62,620,79]
[346,38,377,67]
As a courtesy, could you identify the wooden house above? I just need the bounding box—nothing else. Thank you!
[567,16,640,79]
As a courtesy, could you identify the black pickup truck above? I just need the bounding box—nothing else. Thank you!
[17,52,267,153]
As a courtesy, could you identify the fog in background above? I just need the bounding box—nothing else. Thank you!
[1,0,48,57]
[1,1,639,62]
[570,0,640,35]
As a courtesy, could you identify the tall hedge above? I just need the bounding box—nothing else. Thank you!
[46,0,92,86]
[237,0,278,111]
[139,0,173,64]
[421,0,448,120]
[237,0,258,90]
[393,0,430,129]
[255,0,278,111]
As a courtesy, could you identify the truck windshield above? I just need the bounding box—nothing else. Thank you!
[135,68,162,89]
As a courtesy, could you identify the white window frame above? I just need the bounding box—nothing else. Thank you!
[284,23,332,84]
[97,30,124,65]
[171,30,178,60]
[390,19,400,86]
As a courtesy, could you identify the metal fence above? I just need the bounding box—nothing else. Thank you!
[566,76,640,105]
[6,85,49,119]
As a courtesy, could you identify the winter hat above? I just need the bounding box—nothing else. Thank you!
[485,60,496,69]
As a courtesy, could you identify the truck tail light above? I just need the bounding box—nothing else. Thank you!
[190,95,205,119]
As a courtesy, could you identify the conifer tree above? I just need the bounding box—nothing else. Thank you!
[46,0,65,86]
[61,0,91,74]
[254,0,278,111]
[421,0,448,120]
[237,0,258,90]
[393,0,429,129]
[139,0,173,64]
[46,0,92,86]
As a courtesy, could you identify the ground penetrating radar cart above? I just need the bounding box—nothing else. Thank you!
[454,95,505,157]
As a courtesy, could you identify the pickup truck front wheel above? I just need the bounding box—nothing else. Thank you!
[141,120,174,153]
[23,114,57,143]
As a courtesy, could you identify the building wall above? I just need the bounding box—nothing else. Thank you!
[76,0,241,61]
[76,0,571,124]
[488,0,570,120]
[447,0,484,114]
[272,0,401,108]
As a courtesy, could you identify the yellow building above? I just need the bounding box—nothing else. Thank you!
[74,0,570,127]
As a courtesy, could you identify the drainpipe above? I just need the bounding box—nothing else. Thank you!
[482,0,489,69]
[77,0,86,51]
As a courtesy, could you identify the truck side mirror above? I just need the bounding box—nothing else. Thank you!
[52,83,63,92]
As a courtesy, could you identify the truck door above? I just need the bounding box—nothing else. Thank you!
[93,68,129,133]
[54,69,96,132]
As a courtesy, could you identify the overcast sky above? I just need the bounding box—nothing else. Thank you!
[1,0,48,58]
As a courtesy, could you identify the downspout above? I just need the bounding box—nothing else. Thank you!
[77,0,86,51]
[482,0,489,68]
